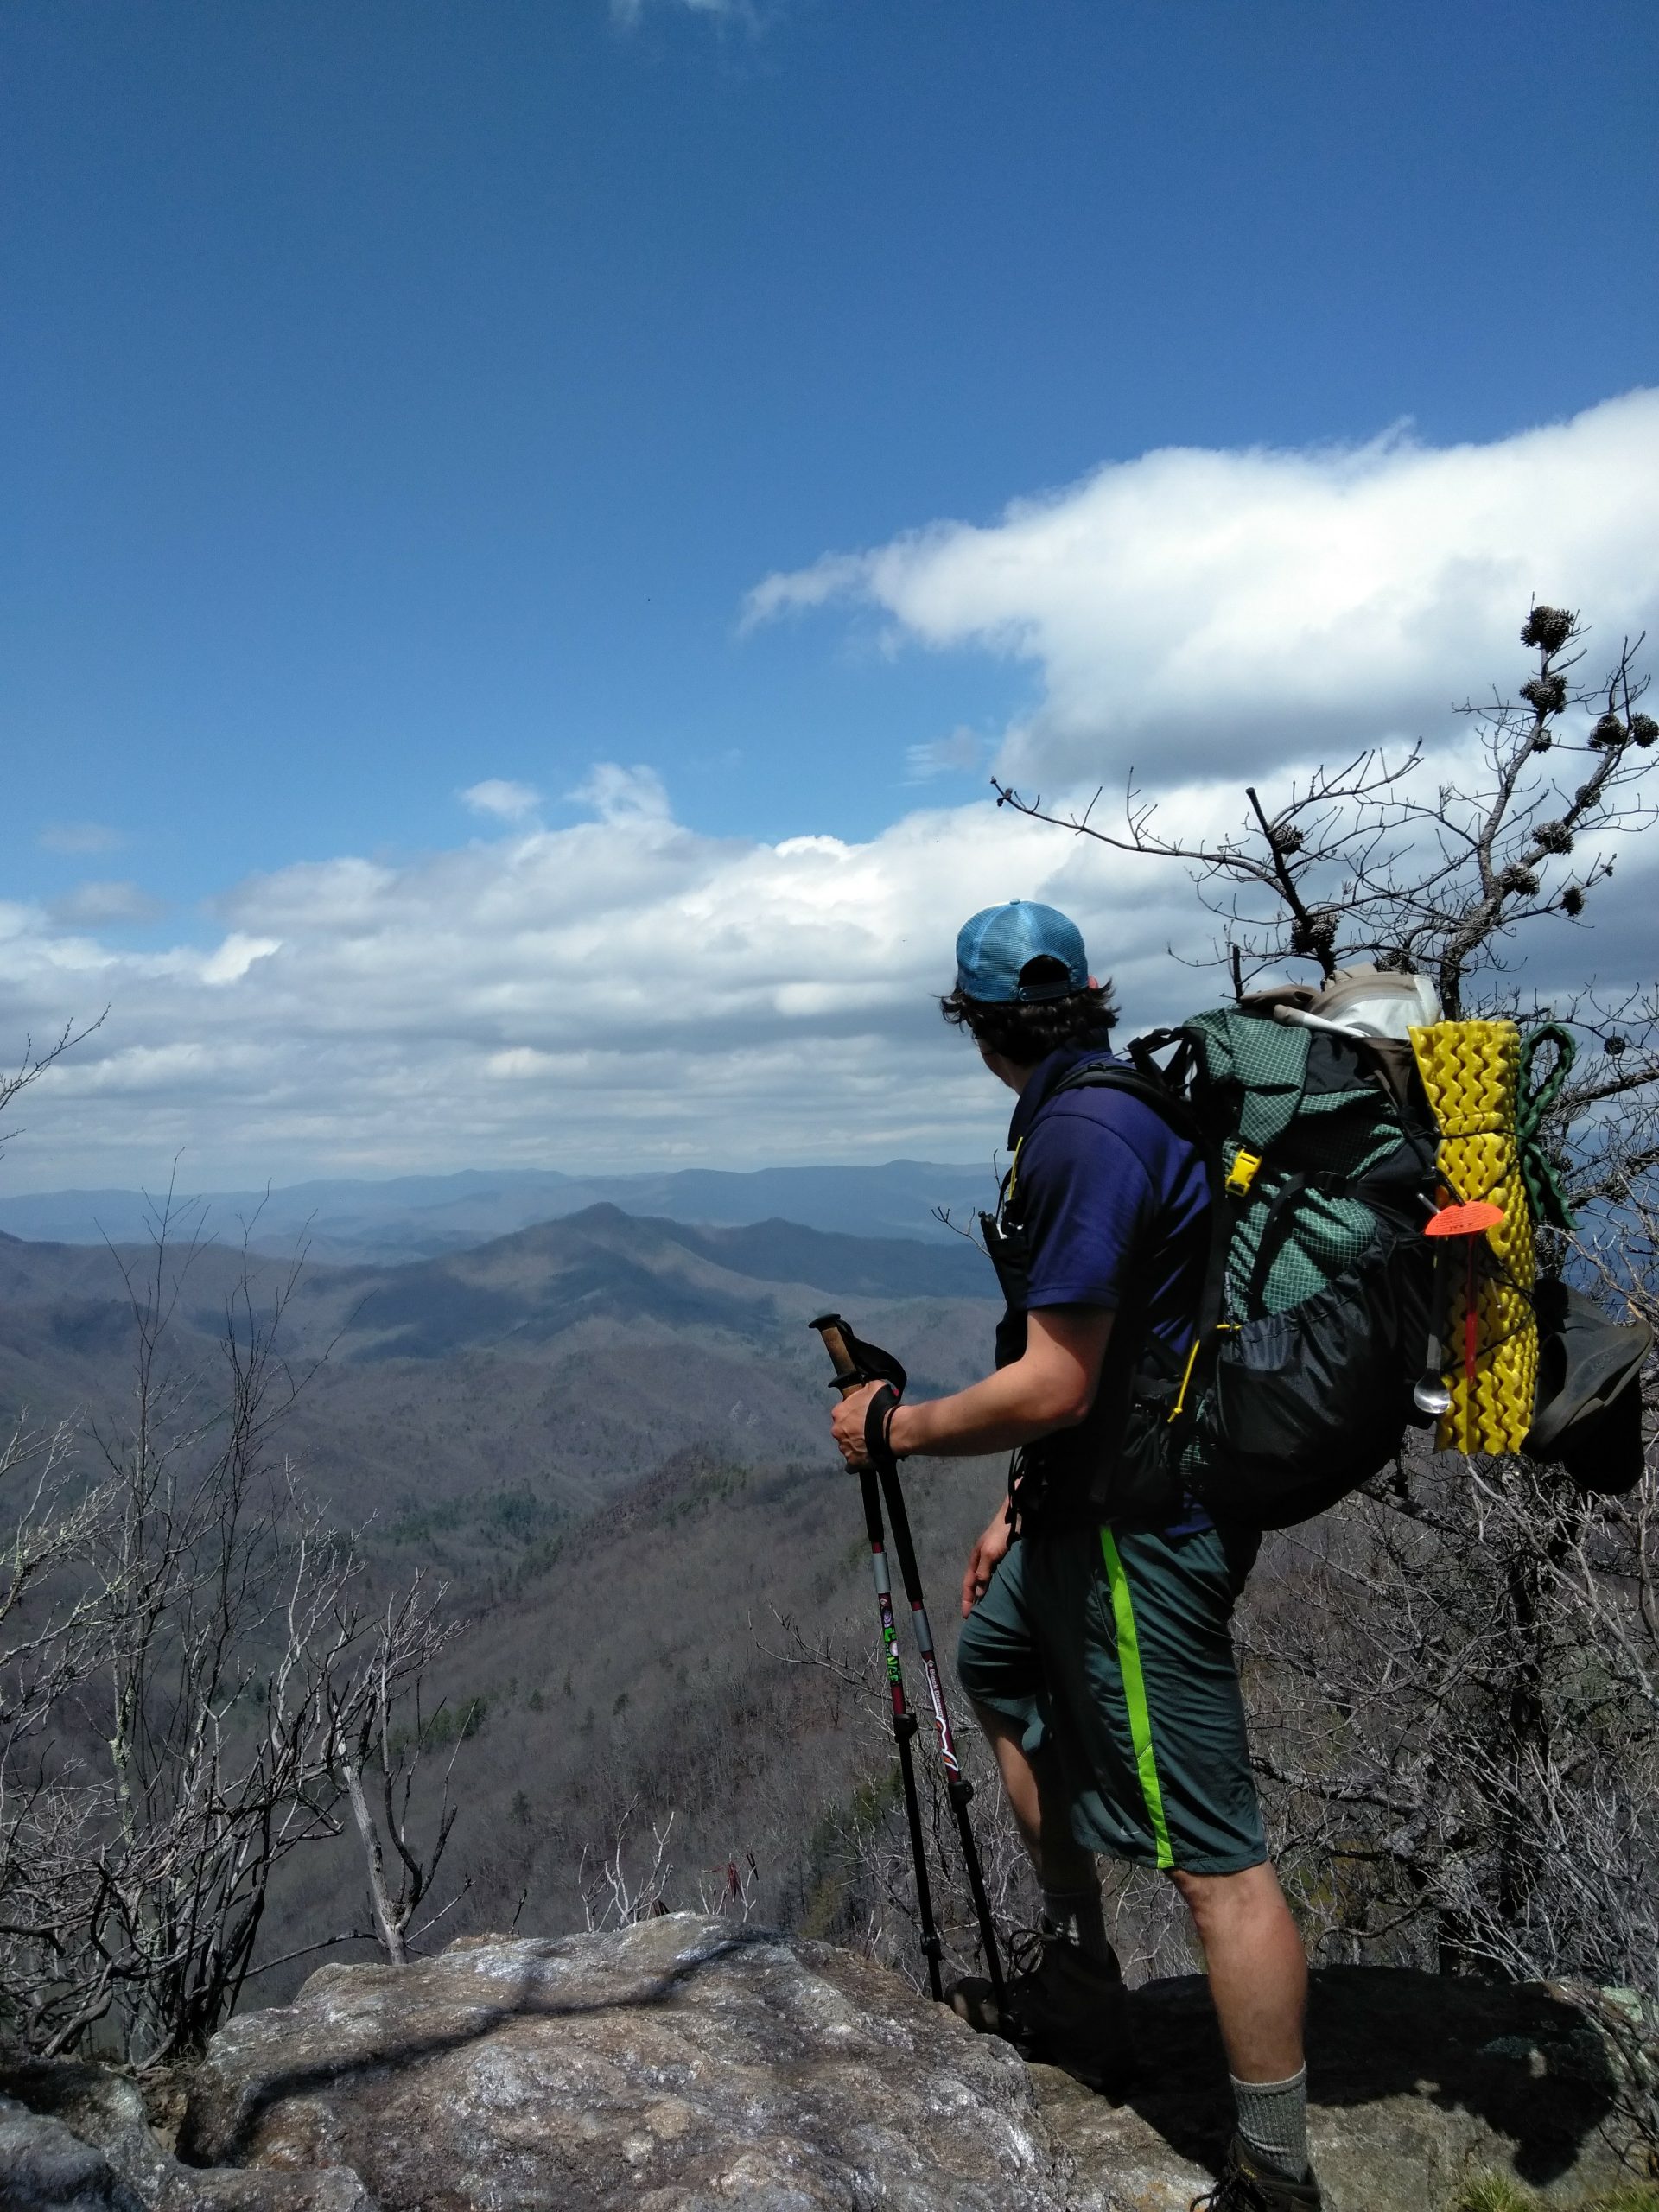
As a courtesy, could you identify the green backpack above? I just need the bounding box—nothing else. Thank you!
[1039,1005,1440,1528]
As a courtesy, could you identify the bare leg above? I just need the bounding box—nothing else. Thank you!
[1168,1862,1306,2082]
[966,1701,1123,2065]
[972,1701,1096,1890]
[977,1700,1306,2073]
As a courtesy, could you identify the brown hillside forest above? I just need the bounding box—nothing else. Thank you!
[2,608,1656,2138]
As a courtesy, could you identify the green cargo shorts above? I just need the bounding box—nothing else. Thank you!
[957,1521,1266,1876]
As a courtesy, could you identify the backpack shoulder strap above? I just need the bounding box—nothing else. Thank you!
[1043,1055,1231,1366]
[1045,1054,1207,1152]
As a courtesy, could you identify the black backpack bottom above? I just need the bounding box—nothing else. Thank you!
[1097,1220,1433,1532]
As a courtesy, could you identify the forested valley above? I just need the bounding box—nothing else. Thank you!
[3,609,1656,2171]
[0,1191,1022,2038]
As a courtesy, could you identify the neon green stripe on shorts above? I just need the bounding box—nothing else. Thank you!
[956,1518,1265,1875]
[1099,1526,1175,1871]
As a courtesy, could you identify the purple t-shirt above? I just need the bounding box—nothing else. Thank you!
[997,1044,1212,1531]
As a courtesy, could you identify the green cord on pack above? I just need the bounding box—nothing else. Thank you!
[1516,1022,1578,1231]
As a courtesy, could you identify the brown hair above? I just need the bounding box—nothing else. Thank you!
[940,968,1119,1066]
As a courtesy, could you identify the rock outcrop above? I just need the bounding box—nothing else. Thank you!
[0,2094,147,2212]
[1034,1961,1638,2209]
[181,1919,1058,2212]
[3,1918,1647,2211]
[0,2054,373,2212]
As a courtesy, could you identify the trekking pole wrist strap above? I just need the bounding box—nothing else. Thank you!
[865,1382,904,1474]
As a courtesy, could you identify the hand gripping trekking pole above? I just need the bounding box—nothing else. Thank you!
[811,1313,1006,2012]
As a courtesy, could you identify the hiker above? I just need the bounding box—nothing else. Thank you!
[828,899,1322,2212]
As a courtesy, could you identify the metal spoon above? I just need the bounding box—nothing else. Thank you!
[1413,1336,1452,1418]
[1413,1219,1454,1415]
[1415,1201,1506,1421]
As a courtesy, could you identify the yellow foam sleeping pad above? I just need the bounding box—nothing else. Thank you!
[1408,1019,1538,1454]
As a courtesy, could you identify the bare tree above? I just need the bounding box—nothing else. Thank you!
[579,1799,677,1931]
[0,1421,119,2029]
[339,1632,468,1967]
[0,1420,110,1741]
[0,1020,111,1732]
[995,605,1656,1017]
[0,1013,105,1164]
[692,1847,760,1921]
[0,1011,122,2043]
[0,1204,454,2063]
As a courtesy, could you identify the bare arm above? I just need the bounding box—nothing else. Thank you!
[828,1306,1115,1466]
[961,1503,1016,1618]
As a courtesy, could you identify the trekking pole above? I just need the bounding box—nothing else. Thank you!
[810,1313,1004,2010]
[812,1315,943,1998]
[872,1453,1007,2013]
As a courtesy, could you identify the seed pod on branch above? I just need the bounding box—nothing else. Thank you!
[1560,884,1586,916]
[988,607,1649,1024]
[1521,604,1574,653]
[1591,713,1628,751]
[1631,714,1657,748]
[1289,909,1337,959]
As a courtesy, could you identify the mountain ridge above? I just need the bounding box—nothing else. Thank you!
[0,1159,1002,1264]
[0,1198,1001,1540]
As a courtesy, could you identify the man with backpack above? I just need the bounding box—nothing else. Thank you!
[829,899,1322,2212]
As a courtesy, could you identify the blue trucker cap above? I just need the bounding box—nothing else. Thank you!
[955,901,1090,1003]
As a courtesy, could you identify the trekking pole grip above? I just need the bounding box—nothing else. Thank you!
[810,1313,861,1394]
[811,1313,906,1473]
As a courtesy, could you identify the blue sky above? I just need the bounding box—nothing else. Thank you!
[3,0,1656,1185]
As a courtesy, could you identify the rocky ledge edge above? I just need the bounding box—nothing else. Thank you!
[0,1914,1647,2212]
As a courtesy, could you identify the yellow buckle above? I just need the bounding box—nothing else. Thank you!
[1225,1147,1262,1198]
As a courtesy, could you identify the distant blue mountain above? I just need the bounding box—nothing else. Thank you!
[0,1159,1001,1263]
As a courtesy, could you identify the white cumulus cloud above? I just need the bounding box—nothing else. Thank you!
[200,934,283,987]
[568,762,672,823]
[610,0,752,26]
[37,820,124,856]
[461,779,543,823]
[3,747,1653,1192]
[48,881,167,927]
[746,390,1659,789]
[8,393,1658,1194]
[0,772,1214,1189]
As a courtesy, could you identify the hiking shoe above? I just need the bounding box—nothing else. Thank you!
[1191,2134,1324,2211]
[948,1935,1129,2088]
